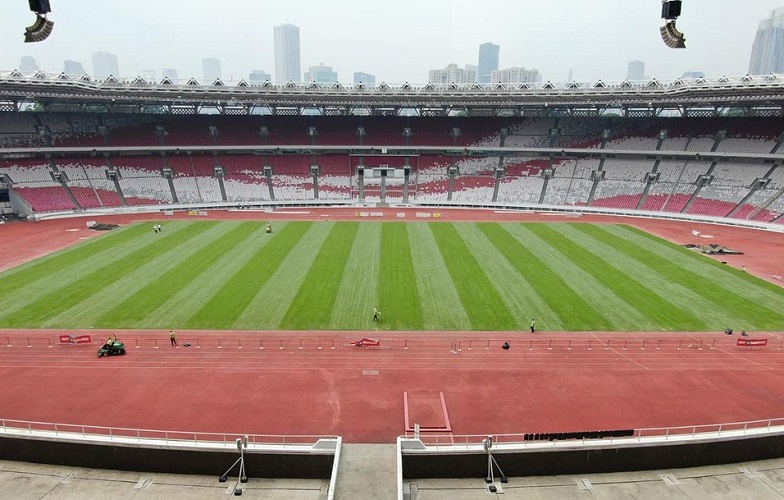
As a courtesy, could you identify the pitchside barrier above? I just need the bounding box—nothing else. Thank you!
[398,417,784,480]
[3,335,782,351]
[0,418,341,487]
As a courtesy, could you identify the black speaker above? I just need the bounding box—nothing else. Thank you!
[29,0,51,14]
[661,0,682,19]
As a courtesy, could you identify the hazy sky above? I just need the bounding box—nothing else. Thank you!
[1,0,782,83]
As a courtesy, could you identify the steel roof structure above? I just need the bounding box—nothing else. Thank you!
[1,71,783,117]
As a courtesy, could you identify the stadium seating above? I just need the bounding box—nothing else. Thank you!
[1,115,782,222]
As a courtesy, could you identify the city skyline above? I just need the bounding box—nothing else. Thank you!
[2,1,784,84]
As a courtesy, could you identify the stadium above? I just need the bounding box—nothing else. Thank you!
[1,71,784,499]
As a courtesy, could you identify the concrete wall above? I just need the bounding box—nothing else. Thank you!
[0,436,334,479]
[403,435,784,479]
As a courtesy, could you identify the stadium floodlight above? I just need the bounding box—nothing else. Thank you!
[24,0,54,43]
[660,1,685,48]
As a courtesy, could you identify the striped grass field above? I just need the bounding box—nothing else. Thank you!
[0,220,782,332]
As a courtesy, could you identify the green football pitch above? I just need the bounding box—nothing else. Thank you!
[0,220,782,332]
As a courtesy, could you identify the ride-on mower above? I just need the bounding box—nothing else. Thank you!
[97,335,126,357]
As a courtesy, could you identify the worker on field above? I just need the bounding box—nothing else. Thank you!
[530,318,536,333]
[373,306,380,322]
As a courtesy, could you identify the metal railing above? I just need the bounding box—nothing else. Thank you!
[404,417,784,449]
[0,418,337,448]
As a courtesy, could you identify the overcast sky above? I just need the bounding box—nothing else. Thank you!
[1,0,782,83]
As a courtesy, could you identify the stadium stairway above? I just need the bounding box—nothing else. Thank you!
[333,444,397,500]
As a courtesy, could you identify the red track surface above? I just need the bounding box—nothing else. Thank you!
[0,208,782,443]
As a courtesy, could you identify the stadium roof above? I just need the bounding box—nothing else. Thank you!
[1,72,783,116]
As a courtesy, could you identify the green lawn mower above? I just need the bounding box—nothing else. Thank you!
[97,337,126,357]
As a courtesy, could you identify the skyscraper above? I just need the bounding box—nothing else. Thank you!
[63,60,86,77]
[429,64,477,84]
[162,68,179,81]
[274,23,301,82]
[304,63,338,83]
[354,72,376,84]
[202,58,221,82]
[627,60,645,81]
[748,8,784,75]
[19,56,38,73]
[92,52,119,78]
[249,70,272,84]
[478,43,500,84]
[491,67,542,84]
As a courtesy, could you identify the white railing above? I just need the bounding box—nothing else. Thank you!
[0,418,336,448]
[403,417,784,450]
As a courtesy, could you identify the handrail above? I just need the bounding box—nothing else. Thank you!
[402,417,784,449]
[0,417,337,447]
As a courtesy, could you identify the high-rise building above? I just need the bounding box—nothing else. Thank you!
[478,43,500,84]
[202,58,221,83]
[627,60,645,81]
[429,64,477,84]
[749,7,784,75]
[491,67,542,84]
[19,56,38,73]
[304,63,338,83]
[162,68,179,80]
[274,23,301,82]
[63,60,86,77]
[353,72,376,84]
[249,70,272,83]
[92,52,119,78]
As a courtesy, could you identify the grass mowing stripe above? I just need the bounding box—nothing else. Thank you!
[562,224,742,329]
[596,225,784,329]
[526,223,688,330]
[457,223,563,330]
[613,225,784,305]
[0,223,154,305]
[572,224,769,329]
[234,222,335,329]
[499,224,620,330]
[280,222,359,329]
[0,222,214,327]
[429,222,515,330]
[545,224,709,330]
[329,222,382,329]
[42,222,228,328]
[378,223,424,330]
[490,223,615,330]
[95,222,261,327]
[408,223,471,330]
[184,222,313,329]
[0,223,145,286]
[144,223,277,328]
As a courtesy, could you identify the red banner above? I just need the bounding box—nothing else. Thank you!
[59,335,92,344]
[737,338,767,347]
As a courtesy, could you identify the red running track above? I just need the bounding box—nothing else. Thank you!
[1,330,783,443]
